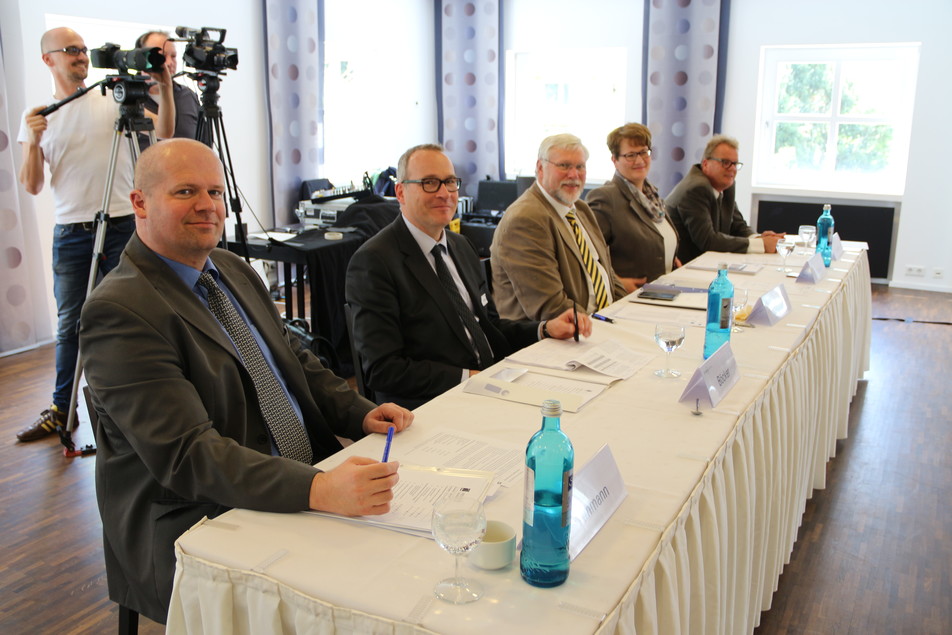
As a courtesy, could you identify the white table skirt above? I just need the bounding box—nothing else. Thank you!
[168,250,871,635]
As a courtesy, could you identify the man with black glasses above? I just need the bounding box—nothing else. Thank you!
[666,134,782,264]
[345,144,586,409]
[16,27,174,442]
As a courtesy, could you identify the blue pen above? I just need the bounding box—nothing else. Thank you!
[593,313,615,324]
[381,426,395,462]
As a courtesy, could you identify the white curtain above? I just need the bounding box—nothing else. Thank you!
[644,0,729,196]
[0,43,41,355]
[263,0,325,226]
[436,0,503,198]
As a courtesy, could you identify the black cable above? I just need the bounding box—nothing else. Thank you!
[872,317,952,325]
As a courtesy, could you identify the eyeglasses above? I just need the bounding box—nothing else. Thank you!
[618,149,652,163]
[402,177,462,193]
[543,159,587,172]
[45,46,88,57]
[707,157,744,170]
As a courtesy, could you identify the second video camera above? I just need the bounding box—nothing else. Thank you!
[176,26,239,73]
[90,43,165,74]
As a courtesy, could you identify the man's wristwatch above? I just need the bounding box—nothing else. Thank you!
[541,321,550,338]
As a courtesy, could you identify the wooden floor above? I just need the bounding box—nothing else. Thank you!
[0,285,948,634]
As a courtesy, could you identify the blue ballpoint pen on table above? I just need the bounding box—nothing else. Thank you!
[593,313,614,324]
[572,305,579,342]
[381,426,395,462]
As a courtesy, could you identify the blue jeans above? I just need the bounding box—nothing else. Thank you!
[52,216,135,409]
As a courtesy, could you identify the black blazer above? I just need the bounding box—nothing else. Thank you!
[345,216,539,409]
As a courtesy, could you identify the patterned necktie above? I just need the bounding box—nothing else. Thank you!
[431,244,495,369]
[197,272,313,464]
[566,210,609,310]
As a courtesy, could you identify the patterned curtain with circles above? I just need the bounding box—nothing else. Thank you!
[436,0,503,198]
[644,0,730,196]
[0,45,40,355]
[264,0,324,225]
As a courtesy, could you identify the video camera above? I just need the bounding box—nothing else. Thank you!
[89,43,165,74]
[175,26,239,73]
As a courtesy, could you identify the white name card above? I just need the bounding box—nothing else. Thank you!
[746,283,792,326]
[569,444,627,560]
[796,252,828,284]
[679,341,739,409]
[831,232,845,261]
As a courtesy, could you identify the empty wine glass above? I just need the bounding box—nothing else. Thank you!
[431,497,486,604]
[654,323,685,378]
[797,225,817,255]
[731,288,749,332]
[776,238,795,272]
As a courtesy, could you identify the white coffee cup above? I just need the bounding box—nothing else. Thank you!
[470,520,516,570]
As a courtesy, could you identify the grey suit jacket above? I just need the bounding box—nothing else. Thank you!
[665,164,754,263]
[80,233,374,623]
[345,216,538,409]
[490,183,627,320]
[585,174,680,283]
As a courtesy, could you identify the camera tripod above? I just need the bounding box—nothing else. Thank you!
[190,70,250,262]
[59,75,157,457]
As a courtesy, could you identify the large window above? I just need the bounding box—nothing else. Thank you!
[501,0,643,184]
[754,44,919,196]
[503,48,627,183]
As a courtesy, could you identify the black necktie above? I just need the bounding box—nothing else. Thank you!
[431,244,494,369]
[197,272,313,464]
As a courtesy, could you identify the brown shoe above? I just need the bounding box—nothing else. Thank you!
[16,405,69,442]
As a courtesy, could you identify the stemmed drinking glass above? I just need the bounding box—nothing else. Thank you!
[731,288,749,332]
[654,323,685,378]
[797,225,817,255]
[431,497,486,604]
[776,238,795,272]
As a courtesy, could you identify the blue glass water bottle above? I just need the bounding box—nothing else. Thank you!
[816,203,835,267]
[703,263,734,359]
[521,399,574,587]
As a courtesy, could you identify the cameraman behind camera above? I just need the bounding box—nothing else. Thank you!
[15,27,175,443]
[135,30,200,150]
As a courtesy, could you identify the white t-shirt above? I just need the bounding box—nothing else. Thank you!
[18,89,135,224]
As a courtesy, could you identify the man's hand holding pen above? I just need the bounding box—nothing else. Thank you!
[542,306,592,340]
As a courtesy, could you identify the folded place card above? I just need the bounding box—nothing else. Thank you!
[796,252,828,284]
[831,232,845,261]
[679,342,739,409]
[745,283,792,326]
[569,444,627,560]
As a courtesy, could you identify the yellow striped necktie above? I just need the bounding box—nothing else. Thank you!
[565,210,609,310]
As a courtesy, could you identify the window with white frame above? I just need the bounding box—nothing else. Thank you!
[754,44,919,196]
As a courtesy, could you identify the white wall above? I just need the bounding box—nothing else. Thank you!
[723,0,952,292]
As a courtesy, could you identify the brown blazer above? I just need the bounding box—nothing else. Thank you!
[490,183,627,320]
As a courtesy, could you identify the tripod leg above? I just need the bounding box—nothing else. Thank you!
[62,127,128,457]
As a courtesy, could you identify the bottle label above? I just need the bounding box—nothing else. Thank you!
[718,297,732,329]
[562,469,573,528]
[523,466,535,527]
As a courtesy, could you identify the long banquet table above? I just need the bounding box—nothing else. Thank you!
[168,247,871,634]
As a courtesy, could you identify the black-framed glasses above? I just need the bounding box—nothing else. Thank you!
[707,157,744,170]
[543,158,587,172]
[402,177,462,193]
[45,46,88,57]
[618,149,652,163]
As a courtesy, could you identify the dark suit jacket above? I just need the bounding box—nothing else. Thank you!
[585,174,680,283]
[490,183,628,320]
[665,164,754,263]
[345,216,538,410]
[79,234,374,623]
